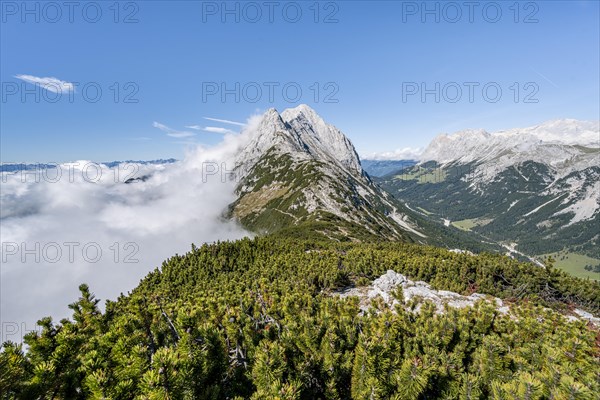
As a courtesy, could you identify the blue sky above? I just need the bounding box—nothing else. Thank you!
[1,0,599,162]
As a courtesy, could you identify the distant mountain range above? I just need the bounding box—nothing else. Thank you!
[379,119,600,278]
[226,105,504,254]
[225,107,599,278]
[224,107,600,279]
[0,159,177,172]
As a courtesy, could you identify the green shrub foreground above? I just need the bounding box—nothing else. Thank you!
[1,237,599,399]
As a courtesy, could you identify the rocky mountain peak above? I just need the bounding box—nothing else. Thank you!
[236,105,362,176]
[229,105,427,242]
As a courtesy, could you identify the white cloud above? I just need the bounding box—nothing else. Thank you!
[153,121,196,138]
[168,132,196,138]
[152,121,170,131]
[15,74,74,94]
[0,128,260,342]
[184,126,236,135]
[362,147,424,161]
[203,127,236,134]
[203,117,246,126]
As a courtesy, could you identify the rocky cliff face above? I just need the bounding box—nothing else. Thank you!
[235,105,362,178]
[230,105,424,241]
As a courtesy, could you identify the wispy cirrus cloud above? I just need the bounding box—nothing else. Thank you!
[15,74,75,94]
[185,125,236,135]
[152,122,196,138]
[204,127,236,134]
[186,115,245,135]
[203,117,245,126]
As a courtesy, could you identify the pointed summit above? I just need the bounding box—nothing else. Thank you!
[281,104,362,173]
[237,105,362,176]
[253,108,288,135]
[281,104,325,129]
[230,106,425,241]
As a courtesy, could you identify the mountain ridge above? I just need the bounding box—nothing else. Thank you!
[227,105,506,256]
[379,118,600,277]
[421,119,599,179]
[230,105,420,242]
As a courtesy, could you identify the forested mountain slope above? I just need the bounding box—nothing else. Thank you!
[379,120,600,278]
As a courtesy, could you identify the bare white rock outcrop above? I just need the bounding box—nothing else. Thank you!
[334,270,509,315]
[334,271,600,328]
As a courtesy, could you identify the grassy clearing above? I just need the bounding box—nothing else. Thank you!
[393,168,446,184]
[452,218,479,231]
[452,218,492,231]
[541,252,600,281]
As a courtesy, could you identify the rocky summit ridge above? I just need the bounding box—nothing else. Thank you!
[230,105,424,242]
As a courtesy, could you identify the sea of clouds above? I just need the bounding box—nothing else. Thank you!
[0,116,264,344]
